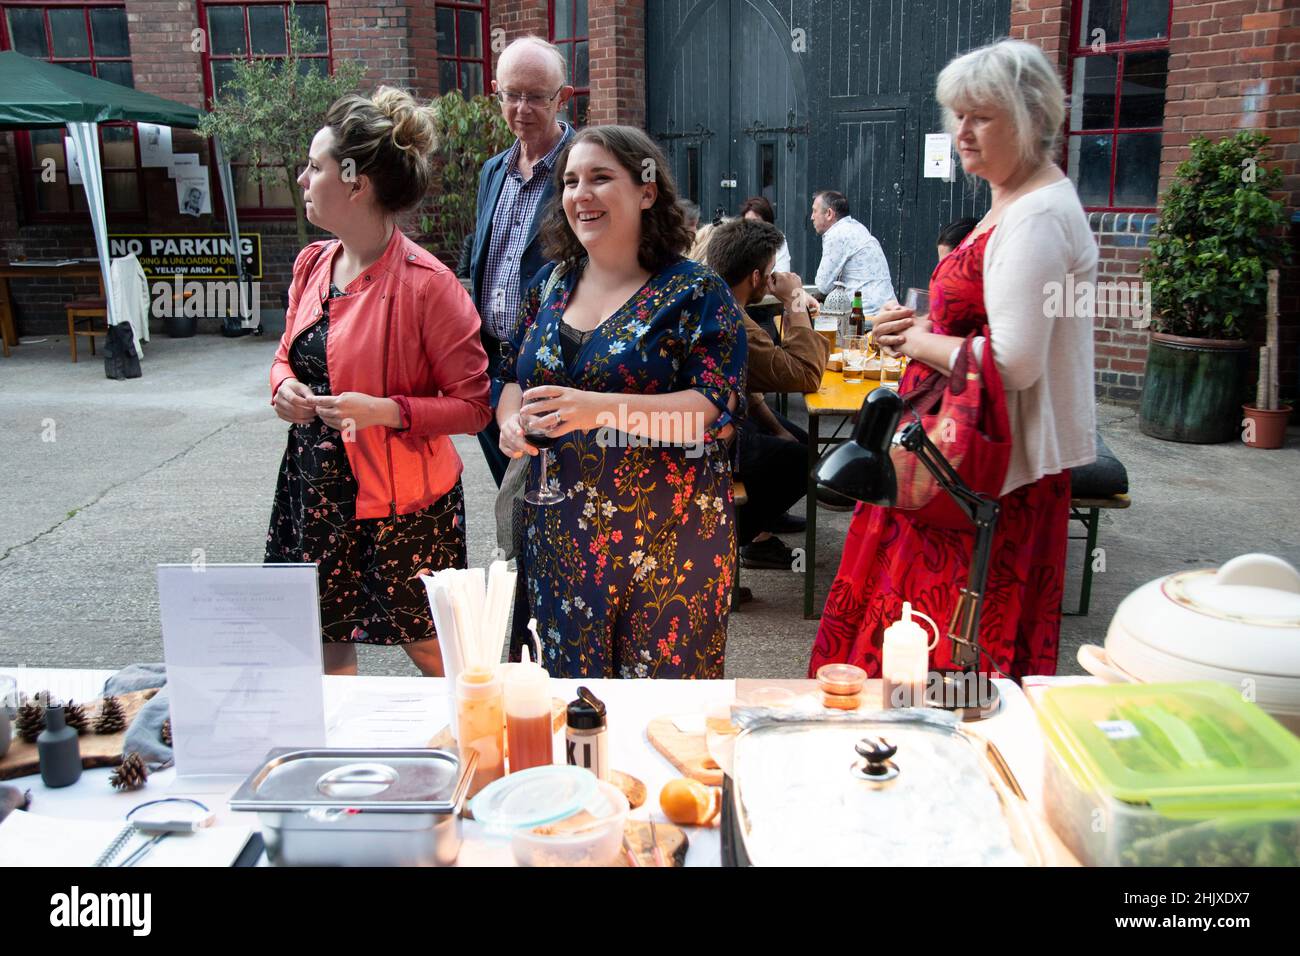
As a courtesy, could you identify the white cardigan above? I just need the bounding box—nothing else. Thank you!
[982,178,1097,494]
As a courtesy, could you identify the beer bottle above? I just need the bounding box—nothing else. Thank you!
[850,291,865,337]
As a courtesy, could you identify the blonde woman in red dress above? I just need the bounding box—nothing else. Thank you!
[809,40,1097,681]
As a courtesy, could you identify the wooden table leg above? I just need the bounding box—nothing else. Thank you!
[0,278,15,357]
[804,411,819,619]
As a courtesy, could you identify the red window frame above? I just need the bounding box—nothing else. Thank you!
[197,0,332,219]
[0,1,144,222]
[1066,0,1174,212]
[548,0,587,127]
[435,0,490,97]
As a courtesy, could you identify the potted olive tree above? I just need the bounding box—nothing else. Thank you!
[1139,132,1290,443]
[419,90,513,269]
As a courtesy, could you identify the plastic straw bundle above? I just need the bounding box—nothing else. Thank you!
[420,561,518,682]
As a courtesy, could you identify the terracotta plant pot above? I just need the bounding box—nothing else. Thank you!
[1241,404,1292,449]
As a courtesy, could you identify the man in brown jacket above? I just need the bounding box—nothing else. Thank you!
[707,218,832,571]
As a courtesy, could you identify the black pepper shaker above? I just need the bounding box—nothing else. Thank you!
[37,705,82,788]
[565,687,608,781]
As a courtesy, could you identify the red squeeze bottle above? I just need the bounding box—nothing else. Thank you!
[504,646,554,773]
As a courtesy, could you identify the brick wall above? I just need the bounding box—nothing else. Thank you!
[588,0,644,127]
[409,0,440,100]
[490,0,547,40]
[1009,0,1072,76]
[1091,213,1159,404]
[1014,0,1298,404]
[329,2,417,90]
[125,0,205,108]
[1164,0,1300,400]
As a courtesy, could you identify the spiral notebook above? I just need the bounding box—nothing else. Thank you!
[0,811,256,867]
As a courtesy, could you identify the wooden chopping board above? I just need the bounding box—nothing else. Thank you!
[0,690,156,781]
[645,715,723,786]
[618,819,687,867]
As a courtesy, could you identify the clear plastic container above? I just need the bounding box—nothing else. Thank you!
[470,766,627,867]
[1037,681,1300,866]
[509,780,629,867]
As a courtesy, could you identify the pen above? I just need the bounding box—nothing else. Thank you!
[118,833,168,868]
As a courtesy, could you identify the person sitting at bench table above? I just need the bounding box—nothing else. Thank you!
[707,217,828,571]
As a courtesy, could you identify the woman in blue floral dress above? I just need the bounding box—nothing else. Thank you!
[497,126,747,678]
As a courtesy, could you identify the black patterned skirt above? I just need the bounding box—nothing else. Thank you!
[264,305,467,645]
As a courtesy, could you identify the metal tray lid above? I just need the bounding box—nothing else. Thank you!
[729,709,1037,867]
[228,747,474,814]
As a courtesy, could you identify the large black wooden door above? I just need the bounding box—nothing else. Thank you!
[647,0,732,228]
[647,0,810,267]
[647,0,1009,291]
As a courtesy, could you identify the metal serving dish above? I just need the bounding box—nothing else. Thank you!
[721,709,1046,867]
[230,747,477,867]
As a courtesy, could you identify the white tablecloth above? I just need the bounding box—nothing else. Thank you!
[2,669,1064,867]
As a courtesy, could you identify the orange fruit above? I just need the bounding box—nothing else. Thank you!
[659,777,719,826]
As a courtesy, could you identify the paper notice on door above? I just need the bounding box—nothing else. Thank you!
[924,133,954,180]
[157,564,326,779]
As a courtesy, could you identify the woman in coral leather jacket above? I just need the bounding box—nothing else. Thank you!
[266,88,491,677]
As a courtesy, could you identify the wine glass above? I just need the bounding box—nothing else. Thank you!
[904,287,930,317]
[519,404,565,506]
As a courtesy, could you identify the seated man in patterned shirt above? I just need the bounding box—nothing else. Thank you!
[810,189,895,313]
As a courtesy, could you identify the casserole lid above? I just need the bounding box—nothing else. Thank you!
[728,709,1033,867]
[1113,555,1300,679]
[1037,682,1300,816]
[228,748,470,813]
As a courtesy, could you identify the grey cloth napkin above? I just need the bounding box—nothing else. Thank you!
[103,664,172,771]
[0,784,30,823]
[103,662,167,696]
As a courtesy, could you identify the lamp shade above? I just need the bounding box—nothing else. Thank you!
[814,387,904,505]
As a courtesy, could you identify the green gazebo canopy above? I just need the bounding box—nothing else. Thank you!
[0,50,205,129]
[0,51,253,332]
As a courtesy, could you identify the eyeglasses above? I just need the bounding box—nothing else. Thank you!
[495,87,563,108]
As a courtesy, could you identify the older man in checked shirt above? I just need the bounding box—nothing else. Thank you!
[470,36,577,486]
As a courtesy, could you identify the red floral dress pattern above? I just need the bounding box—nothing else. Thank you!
[808,230,1071,680]
[504,257,746,679]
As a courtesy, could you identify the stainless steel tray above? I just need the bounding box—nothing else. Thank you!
[229,747,477,866]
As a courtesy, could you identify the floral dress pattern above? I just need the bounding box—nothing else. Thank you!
[265,285,467,645]
[503,257,747,678]
[808,230,1072,680]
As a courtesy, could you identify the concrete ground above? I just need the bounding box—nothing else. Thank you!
[1,331,1297,676]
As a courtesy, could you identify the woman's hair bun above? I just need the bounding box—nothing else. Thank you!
[373,85,437,155]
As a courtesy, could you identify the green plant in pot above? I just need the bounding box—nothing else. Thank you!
[1139,131,1290,443]
[419,91,513,267]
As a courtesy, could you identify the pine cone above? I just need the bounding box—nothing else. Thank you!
[94,695,127,735]
[109,752,149,791]
[63,700,90,735]
[160,717,172,748]
[15,701,45,743]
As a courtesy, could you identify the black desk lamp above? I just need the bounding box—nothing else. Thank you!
[815,388,1001,719]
